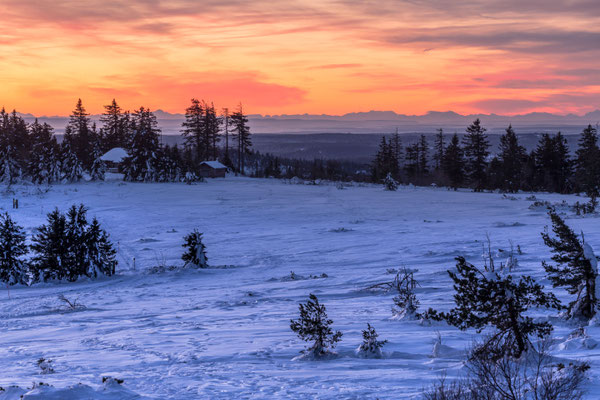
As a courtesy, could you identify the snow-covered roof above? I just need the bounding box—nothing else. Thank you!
[100,147,129,163]
[200,161,227,169]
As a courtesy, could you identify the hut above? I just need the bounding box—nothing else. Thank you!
[198,161,227,178]
[100,147,129,172]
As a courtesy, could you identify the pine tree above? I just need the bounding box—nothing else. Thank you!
[290,293,342,357]
[230,104,252,174]
[0,212,28,285]
[498,125,526,192]
[442,133,465,190]
[85,218,117,277]
[422,257,560,358]
[181,98,207,162]
[204,102,222,160]
[28,120,61,184]
[541,209,598,320]
[462,119,490,191]
[31,209,68,281]
[433,129,444,171]
[574,124,600,198]
[181,229,208,268]
[403,143,420,179]
[123,107,161,182]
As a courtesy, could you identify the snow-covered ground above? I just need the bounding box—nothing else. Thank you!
[0,177,599,399]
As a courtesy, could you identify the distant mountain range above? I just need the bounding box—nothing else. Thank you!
[18,109,600,135]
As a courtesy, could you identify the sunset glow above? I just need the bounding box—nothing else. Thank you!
[2,0,600,116]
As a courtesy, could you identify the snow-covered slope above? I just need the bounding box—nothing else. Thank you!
[0,178,598,398]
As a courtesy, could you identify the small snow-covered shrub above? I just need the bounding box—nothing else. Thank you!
[424,339,589,400]
[356,323,387,358]
[391,269,420,320]
[383,173,398,191]
[181,229,208,268]
[37,358,54,374]
[290,293,342,359]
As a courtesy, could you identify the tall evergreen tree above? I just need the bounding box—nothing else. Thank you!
[28,120,61,184]
[230,104,252,174]
[498,125,526,192]
[534,133,572,193]
[65,99,94,168]
[123,107,161,182]
[204,102,222,160]
[0,212,28,285]
[89,140,106,181]
[60,135,83,183]
[574,124,600,198]
[0,110,28,185]
[181,98,206,163]
[433,129,444,171]
[462,119,490,191]
[418,134,429,175]
[100,99,128,150]
[31,209,68,281]
[442,133,465,190]
[85,217,117,277]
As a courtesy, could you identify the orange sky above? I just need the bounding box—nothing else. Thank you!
[1,0,599,116]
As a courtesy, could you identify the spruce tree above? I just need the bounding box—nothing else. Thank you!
[31,209,68,281]
[442,133,465,190]
[534,132,572,193]
[66,99,94,168]
[290,293,343,357]
[181,98,207,161]
[123,107,161,182]
[86,218,117,277]
[462,119,490,191]
[230,104,252,174]
[0,212,28,285]
[89,140,106,181]
[100,99,128,150]
[383,172,398,191]
[28,120,61,184]
[541,209,598,320]
[60,136,83,183]
[498,125,526,192]
[64,204,89,280]
[182,229,208,268]
[574,124,600,198]
[433,128,444,171]
[422,257,560,358]
[418,134,429,175]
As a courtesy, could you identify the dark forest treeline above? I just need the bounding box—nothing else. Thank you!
[372,119,600,198]
[0,98,252,184]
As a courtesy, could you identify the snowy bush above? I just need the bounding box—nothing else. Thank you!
[36,358,54,374]
[542,209,598,321]
[181,229,208,268]
[356,323,387,358]
[391,269,420,320]
[0,212,28,285]
[383,173,398,191]
[290,293,342,359]
[421,256,561,358]
[424,339,589,400]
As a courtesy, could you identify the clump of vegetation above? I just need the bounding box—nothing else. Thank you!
[37,358,54,374]
[383,173,398,191]
[290,293,342,359]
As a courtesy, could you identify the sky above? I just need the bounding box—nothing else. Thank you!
[1,0,599,116]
